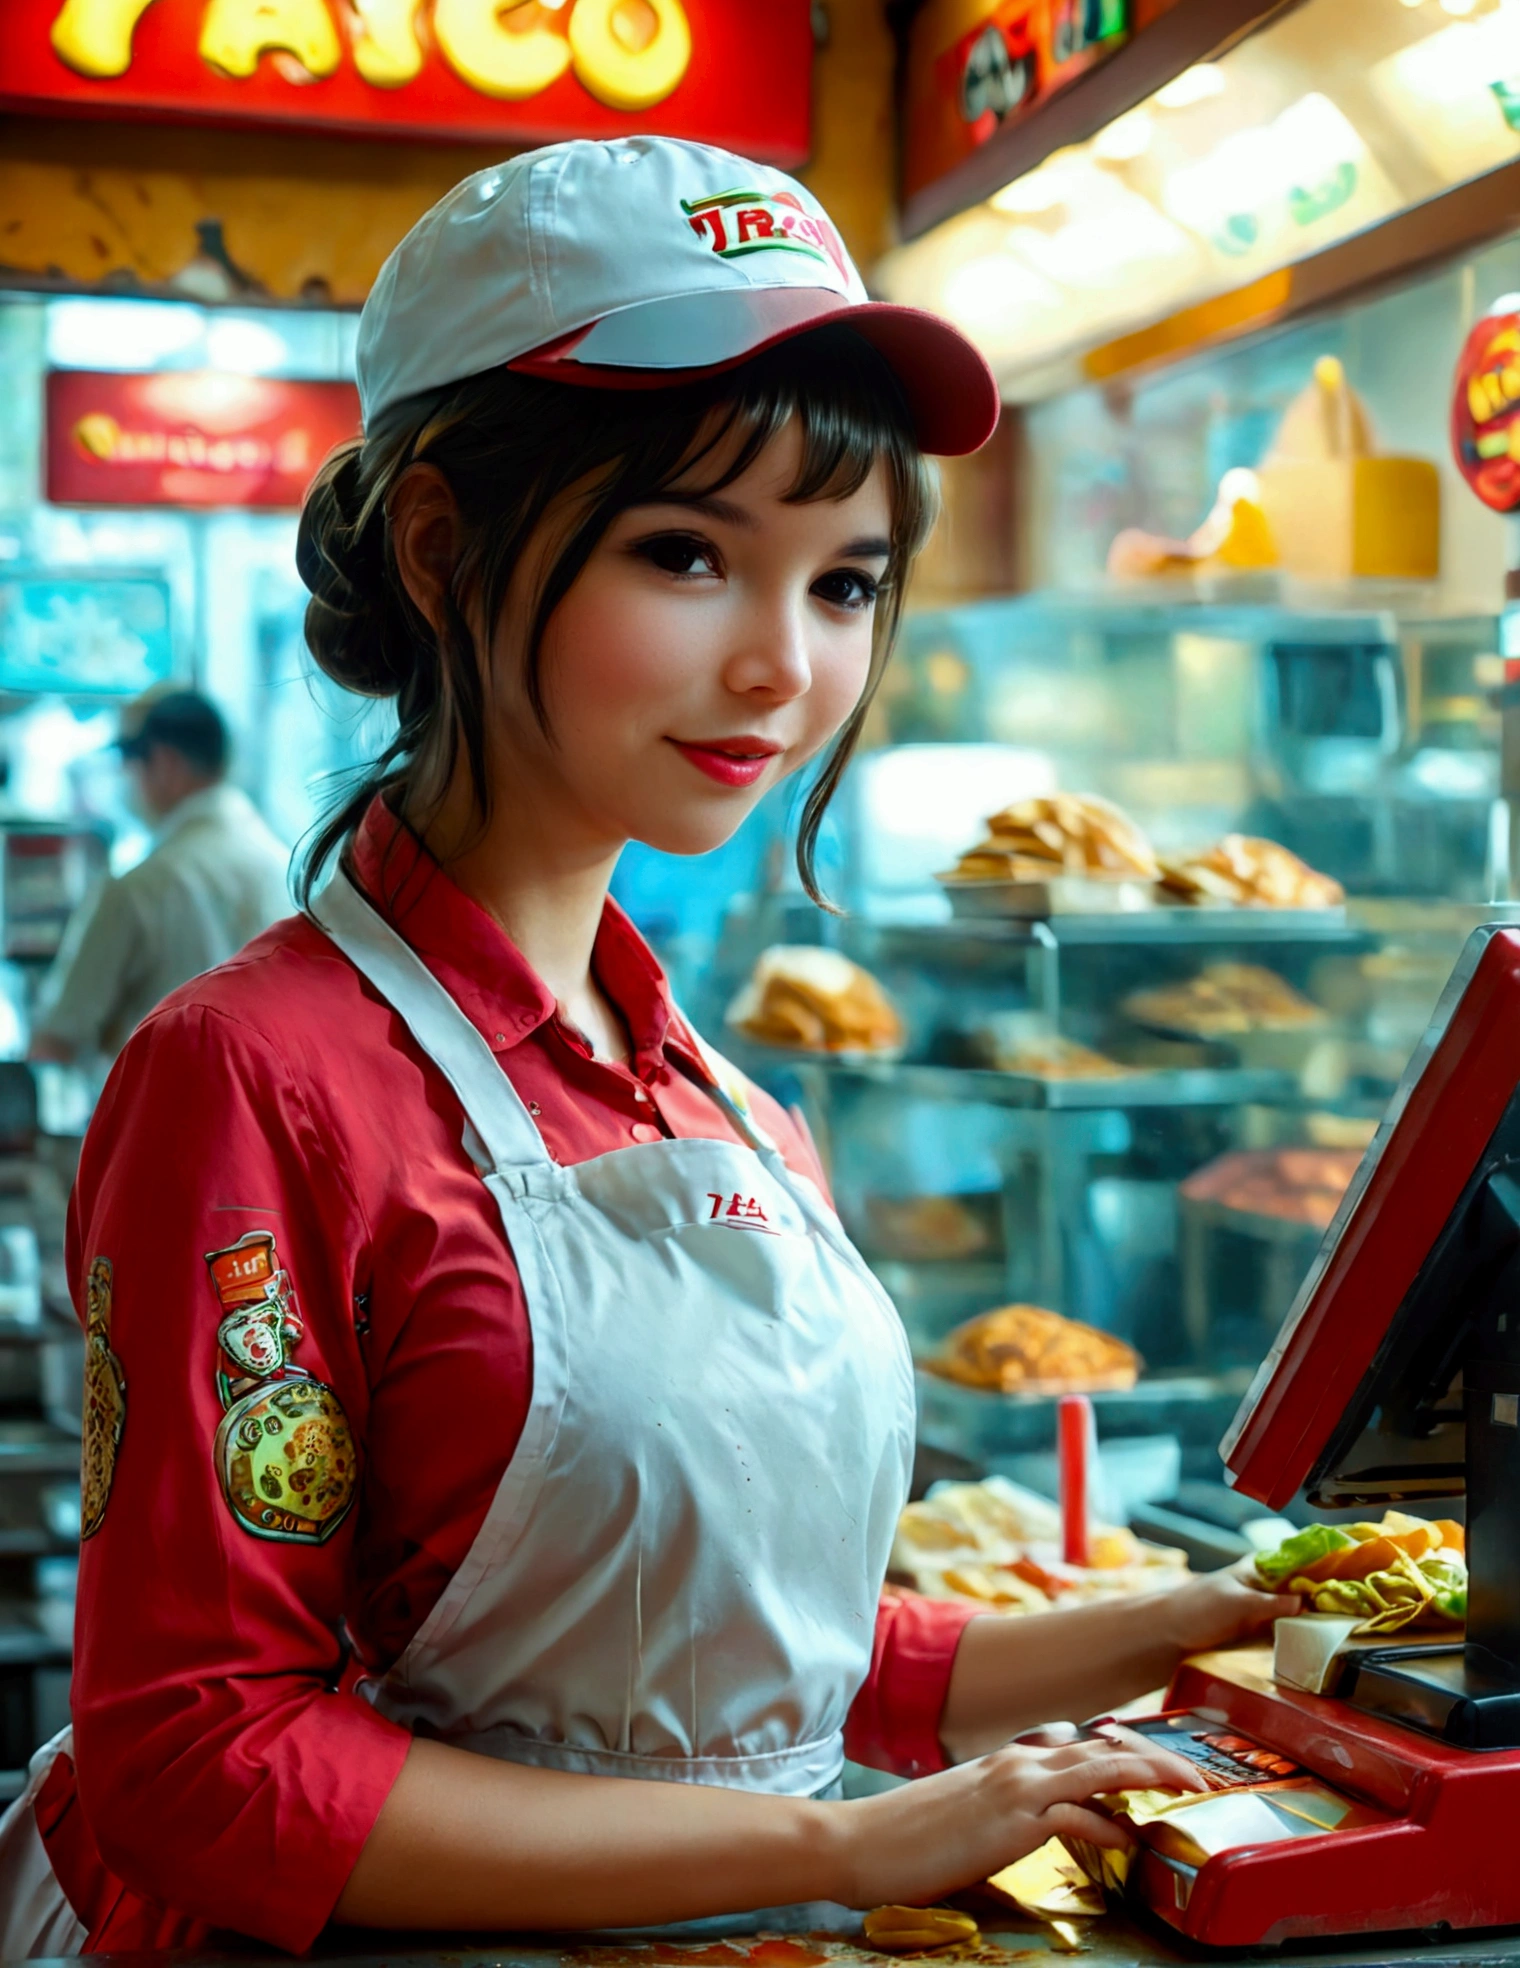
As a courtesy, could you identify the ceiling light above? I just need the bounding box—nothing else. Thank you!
[1092,107,1154,162]
[1155,63,1226,110]
[1440,0,1479,14]
[46,298,204,370]
[991,168,1070,215]
[204,316,290,374]
[940,254,1061,336]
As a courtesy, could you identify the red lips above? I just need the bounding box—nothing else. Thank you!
[667,736,781,788]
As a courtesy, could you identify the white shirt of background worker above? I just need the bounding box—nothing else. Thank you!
[29,691,290,1066]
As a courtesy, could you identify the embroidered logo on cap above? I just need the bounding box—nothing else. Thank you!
[682,189,850,283]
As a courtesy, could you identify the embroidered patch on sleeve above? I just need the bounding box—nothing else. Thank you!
[213,1377,358,1544]
[205,1230,357,1545]
[80,1256,126,1541]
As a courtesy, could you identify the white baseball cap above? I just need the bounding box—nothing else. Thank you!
[357,135,999,457]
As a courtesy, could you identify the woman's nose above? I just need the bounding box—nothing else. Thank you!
[722,595,813,701]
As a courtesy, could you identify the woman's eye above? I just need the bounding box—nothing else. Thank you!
[812,568,881,612]
[635,533,719,579]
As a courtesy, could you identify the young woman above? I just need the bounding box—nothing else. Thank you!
[0,137,1295,1955]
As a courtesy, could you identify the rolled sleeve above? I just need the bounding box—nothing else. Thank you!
[67,1001,412,1950]
[845,1591,981,1779]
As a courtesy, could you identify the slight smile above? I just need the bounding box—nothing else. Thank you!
[666,737,783,788]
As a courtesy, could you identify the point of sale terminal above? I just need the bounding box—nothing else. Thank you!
[1092,925,1520,1947]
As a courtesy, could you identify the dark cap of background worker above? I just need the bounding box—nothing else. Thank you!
[116,689,228,778]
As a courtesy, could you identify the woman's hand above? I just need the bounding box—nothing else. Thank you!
[1160,1563,1301,1655]
[831,1725,1204,1910]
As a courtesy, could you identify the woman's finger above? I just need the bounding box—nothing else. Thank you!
[1036,1738,1203,1792]
[1040,1801,1136,1851]
[1033,1751,1205,1806]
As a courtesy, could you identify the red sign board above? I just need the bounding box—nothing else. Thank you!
[46,370,361,509]
[904,0,1131,201]
[1452,308,1520,513]
[1,0,811,165]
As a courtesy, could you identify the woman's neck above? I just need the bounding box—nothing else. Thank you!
[407,771,628,1061]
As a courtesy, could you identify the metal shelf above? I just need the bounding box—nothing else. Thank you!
[877,908,1371,950]
[915,1365,1256,1467]
[744,1052,1297,1112]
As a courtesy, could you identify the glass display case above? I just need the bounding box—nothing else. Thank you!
[710,595,1514,1512]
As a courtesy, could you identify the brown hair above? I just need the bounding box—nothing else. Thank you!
[294,324,938,907]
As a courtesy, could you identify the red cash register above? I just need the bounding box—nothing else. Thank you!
[1112,924,1520,1946]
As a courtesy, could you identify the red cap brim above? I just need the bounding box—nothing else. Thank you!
[509,294,1000,457]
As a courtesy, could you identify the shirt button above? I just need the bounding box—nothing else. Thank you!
[633,1088,650,1103]
[630,1121,662,1144]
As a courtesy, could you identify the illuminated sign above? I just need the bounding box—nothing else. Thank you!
[46,370,361,509]
[904,0,1130,202]
[1453,309,1520,514]
[2,0,810,163]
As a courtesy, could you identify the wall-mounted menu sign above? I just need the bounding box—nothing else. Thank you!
[1,0,811,164]
[904,0,1133,201]
[0,572,173,695]
[46,370,360,510]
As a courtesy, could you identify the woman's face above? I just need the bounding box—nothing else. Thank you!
[489,416,893,860]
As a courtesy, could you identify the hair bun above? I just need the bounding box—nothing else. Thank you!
[298,442,411,700]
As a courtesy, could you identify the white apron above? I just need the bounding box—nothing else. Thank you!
[0,872,915,1953]
[314,873,918,1806]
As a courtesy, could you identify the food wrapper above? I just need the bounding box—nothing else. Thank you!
[861,1906,979,1953]
[985,1839,1105,1922]
[1273,1614,1361,1695]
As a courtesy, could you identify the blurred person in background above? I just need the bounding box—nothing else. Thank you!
[28,690,290,1066]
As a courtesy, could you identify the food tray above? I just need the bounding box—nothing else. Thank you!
[938,875,1155,919]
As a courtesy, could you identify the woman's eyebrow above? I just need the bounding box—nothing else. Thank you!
[841,536,892,560]
[627,491,756,528]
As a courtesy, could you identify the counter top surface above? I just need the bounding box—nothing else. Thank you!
[22,1912,1520,1968]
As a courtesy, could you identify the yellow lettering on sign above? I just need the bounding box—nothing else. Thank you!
[569,0,690,110]
[198,0,341,79]
[351,0,425,86]
[432,0,571,100]
[49,0,159,78]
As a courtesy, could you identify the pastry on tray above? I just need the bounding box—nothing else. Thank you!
[726,945,902,1054]
[1158,834,1344,910]
[928,1302,1141,1396]
[964,1020,1131,1080]
[1122,961,1324,1037]
[1179,1147,1362,1229]
[863,1194,994,1261]
[941,792,1160,885]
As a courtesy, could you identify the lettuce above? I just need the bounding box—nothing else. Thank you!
[1256,1524,1355,1585]
[1421,1556,1467,1622]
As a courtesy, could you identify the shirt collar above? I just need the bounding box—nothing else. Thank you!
[154,781,242,844]
[348,796,683,1079]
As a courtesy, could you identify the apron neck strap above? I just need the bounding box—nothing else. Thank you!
[668,1030,779,1156]
[308,869,551,1173]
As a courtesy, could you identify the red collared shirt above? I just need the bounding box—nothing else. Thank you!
[62,799,974,1952]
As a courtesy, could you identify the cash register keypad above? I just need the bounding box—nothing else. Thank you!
[1142,1714,1304,1787]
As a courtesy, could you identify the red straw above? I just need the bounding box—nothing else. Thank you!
[1059,1394,1093,1567]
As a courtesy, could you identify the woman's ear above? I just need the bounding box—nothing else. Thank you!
[390,465,462,635]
